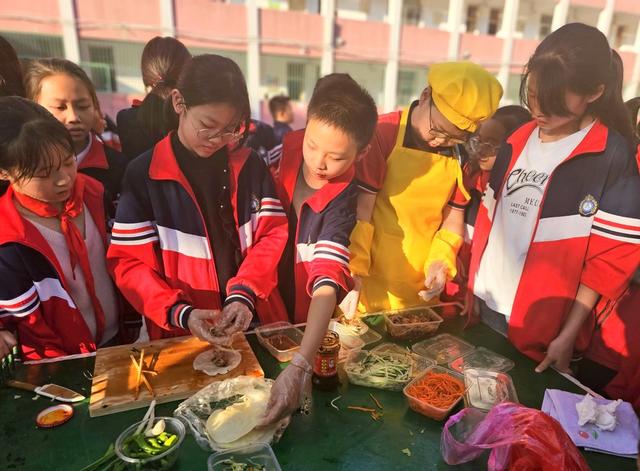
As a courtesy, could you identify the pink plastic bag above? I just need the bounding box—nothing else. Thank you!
[441,402,590,471]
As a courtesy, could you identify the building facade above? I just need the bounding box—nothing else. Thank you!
[1,0,639,124]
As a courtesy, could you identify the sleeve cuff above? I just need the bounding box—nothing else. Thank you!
[312,277,340,293]
[168,302,194,329]
[224,284,257,312]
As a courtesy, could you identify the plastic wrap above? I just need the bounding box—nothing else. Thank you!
[441,402,590,471]
[174,376,289,452]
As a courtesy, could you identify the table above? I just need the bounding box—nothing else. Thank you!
[0,316,636,470]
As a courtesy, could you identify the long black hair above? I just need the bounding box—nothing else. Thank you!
[137,36,190,141]
[520,23,634,143]
[165,54,251,147]
[0,35,25,97]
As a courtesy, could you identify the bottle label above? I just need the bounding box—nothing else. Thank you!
[313,353,338,377]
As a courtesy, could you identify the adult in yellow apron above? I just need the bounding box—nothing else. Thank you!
[357,109,469,312]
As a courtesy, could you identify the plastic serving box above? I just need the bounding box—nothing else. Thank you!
[255,321,304,362]
[208,442,282,471]
[403,365,465,421]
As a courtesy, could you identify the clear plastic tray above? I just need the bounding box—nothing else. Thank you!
[412,334,475,365]
[449,347,514,373]
[344,350,414,391]
[403,366,465,421]
[463,368,519,411]
[328,319,382,347]
[255,321,304,362]
[380,306,444,340]
[371,343,435,376]
[208,442,282,471]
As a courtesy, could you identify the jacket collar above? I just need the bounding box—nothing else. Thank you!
[507,119,609,164]
[279,129,355,214]
[149,132,251,198]
[77,133,109,171]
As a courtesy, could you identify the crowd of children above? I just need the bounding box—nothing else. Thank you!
[1,22,639,424]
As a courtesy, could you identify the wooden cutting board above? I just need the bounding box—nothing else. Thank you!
[89,334,263,417]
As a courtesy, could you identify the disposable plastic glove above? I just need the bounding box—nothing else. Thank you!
[186,309,228,344]
[419,260,448,302]
[338,275,361,321]
[218,302,253,336]
[258,352,312,426]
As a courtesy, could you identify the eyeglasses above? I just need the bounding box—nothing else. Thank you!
[184,105,243,142]
[428,100,470,145]
[467,135,501,157]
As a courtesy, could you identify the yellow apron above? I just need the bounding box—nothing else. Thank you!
[358,108,468,312]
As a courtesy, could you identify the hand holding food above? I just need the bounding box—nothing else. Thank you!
[257,353,312,427]
[218,302,253,336]
[187,309,224,344]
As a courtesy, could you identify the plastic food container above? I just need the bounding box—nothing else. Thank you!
[344,350,414,391]
[328,319,382,347]
[412,334,475,365]
[255,321,304,362]
[403,366,465,421]
[463,368,519,411]
[449,347,515,373]
[115,417,186,470]
[207,442,282,471]
[382,306,444,340]
[371,343,435,376]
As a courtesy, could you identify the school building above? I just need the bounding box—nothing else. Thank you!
[1,0,640,125]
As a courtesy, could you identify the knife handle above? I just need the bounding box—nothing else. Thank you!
[6,379,37,392]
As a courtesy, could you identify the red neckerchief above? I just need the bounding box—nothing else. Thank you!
[12,178,106,344]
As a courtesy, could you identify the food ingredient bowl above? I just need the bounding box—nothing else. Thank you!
[255,321,304,362]
[463,368,519,411]
[115,417,186,470]
[207,442,282,471]
[403,366,465,421]
[344,350,413,391]
[412,334,475,365]
[449,347,514,373]
[382,306,444,340]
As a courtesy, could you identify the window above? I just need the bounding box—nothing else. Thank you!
[488,8,502,36]
[287,62,305,100]
[466,5,478,33]
[88,45,117,92]
[2,33,64,59]
[403,1,421,26]
[539,14,552,37]
[397,70,416,106]
[288,0,306,11]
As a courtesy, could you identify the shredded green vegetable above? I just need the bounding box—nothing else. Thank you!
[349,352,411,386]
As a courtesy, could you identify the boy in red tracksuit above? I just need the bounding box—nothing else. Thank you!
[258,74,378,426]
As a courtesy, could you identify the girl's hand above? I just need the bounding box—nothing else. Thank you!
[257,353,312,427]
[419,261,448,302]
[338,275,361,321]
[219,302,253,336]
[535,334,575,374]
[187,309,223,344]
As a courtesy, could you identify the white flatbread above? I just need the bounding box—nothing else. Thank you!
[193,348,242,376]
[205,388,269,444]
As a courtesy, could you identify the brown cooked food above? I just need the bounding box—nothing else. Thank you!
[389,310,433,325]
[267,333,298,351]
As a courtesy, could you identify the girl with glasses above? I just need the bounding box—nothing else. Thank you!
[107,55,289,342]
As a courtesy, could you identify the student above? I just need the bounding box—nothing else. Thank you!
[257,73,377,426]
[245,119,277,161]
[269,95,294,145]
[340,62,502,318]
[0,97,121,360]
[467,23,640,375]
[0,35,24,97]
[107,55,288,342]
[117,36,191,161]
[443,105,531,303]
[24,59,128,207]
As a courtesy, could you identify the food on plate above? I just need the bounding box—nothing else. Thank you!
[194,348,242,376]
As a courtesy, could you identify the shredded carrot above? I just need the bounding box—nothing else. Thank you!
[406,372,465,409]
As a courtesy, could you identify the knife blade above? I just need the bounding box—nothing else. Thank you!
[6,379,85,403]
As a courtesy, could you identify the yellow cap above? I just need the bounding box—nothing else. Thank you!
[428,62,503,133]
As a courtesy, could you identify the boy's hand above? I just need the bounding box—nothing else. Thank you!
[258,353,312,427]
[419,261,448,302]
[535,334,574,374]
[0,330,17,359]
[339,276,361,320]
[187,309,223,344]
[219,302,253,336]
